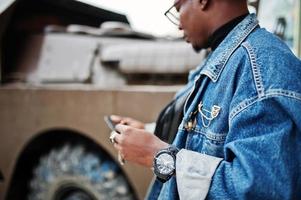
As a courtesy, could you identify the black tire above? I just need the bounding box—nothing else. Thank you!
[28,145,135,200]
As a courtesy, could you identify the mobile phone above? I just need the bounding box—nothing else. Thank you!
[104,115,119,133]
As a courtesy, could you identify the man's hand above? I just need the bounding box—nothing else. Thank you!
[113,124,169,168]
[110,115,145,129]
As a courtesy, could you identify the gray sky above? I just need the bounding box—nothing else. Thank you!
[77,0,180,37]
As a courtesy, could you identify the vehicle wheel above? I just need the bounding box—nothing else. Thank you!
[28,145,135,200]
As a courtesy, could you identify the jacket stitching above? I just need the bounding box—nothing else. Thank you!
[191,128,227,142]
[212,23,259,82]
[229,89,301,121]
[199,14,259,82]
[265,89,301,101]
[212,21,258,82]
[178,123,227,142]
[242,42,265,98]
[229,96,258,121]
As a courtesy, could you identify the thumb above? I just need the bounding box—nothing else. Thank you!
[115,124,130,134]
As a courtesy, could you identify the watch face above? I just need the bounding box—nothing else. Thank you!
[155,153,175,175]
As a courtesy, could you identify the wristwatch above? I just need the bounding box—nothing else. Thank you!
[153,145,179,183]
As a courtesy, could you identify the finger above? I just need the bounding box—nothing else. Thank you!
[120,120,128,125]
[115,124,130,134]
[124,117,133,123]
[110,115,122,123]
[113,144,125,165]
[113,131,123,144]
[118,152,125,165]
[113,143,121,151]
[109,131,120,144]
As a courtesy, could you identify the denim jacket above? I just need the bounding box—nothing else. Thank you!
[147,14,301,200]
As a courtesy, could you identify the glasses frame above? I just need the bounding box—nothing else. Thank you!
[164,1,181,26]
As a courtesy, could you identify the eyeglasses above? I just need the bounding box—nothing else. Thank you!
[164,1,181,26]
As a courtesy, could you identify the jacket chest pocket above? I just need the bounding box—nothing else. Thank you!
[187,129,227,158]
[186,101,228,158]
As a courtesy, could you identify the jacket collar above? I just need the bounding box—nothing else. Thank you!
[200,13,259,82]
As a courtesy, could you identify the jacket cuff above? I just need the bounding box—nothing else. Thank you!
[176,149,222,200]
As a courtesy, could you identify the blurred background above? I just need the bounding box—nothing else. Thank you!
[0,0,300,200]
[77,0,181,37]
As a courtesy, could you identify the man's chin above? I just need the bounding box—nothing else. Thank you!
[192,42,209,53]
[192,45,203,53]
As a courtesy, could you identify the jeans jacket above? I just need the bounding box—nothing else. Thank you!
[147,14,301,200]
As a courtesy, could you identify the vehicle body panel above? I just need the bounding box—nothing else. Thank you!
[0,85,178,199]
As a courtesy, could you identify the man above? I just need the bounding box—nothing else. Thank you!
[110,0,301,199]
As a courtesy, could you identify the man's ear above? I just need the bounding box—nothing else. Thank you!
[200,0,209,9]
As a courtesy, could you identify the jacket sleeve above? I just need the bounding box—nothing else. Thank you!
[176,149,222,199]
[176,96,301,200]
[209,96,301,199]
